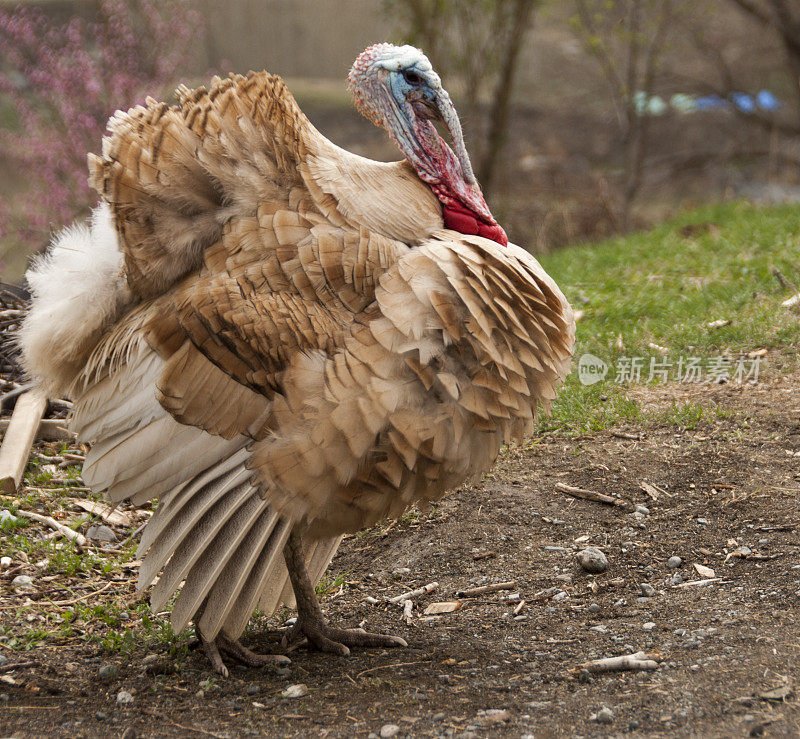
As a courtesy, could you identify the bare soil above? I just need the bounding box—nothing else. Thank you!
[1,372,799,738]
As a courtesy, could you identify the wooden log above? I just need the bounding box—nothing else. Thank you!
[0,417,74,442]
[0,389,48,494]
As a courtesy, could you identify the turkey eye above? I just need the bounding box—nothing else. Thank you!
[403,70,422,86]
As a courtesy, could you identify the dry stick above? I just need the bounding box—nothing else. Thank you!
[773,267,800,295]
[513,600,526,615]
[457,581,516,597]
[402,599,413,624]
[14,510,87,547]
[555,482,633,510]
[387,582,438,604]
[354,660,431,680]
[46,580,113,607]
[0,389,48,495]
[579,652,659,673]
[0,661,38,673]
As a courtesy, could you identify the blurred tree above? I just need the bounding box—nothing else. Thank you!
[570,0,680,228]
[0,1,204,252]
[722,0,800,127]
[385,0,540,195]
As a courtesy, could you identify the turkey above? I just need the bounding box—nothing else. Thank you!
[19,43,575,675]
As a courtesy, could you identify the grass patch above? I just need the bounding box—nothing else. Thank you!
[538,201,800,433]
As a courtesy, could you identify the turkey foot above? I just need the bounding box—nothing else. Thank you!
[200,631,291,678]
[283,528,407,656]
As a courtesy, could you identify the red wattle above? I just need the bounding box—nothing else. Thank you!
[442,203,508,247]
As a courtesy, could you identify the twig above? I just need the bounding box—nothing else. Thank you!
[555,483,633,510]
[611,430,641,440]
[578,651,659,673]
[45,580,113,607]
[773,268,800,295]
[457,581,516,597]
[354,660,430,680]
[0,660,38,673]
[14,510,87,546]
[0,389,48,494]
[671,577,722,588]
[402,599,413,624]
[513,600,526,615]
[387,582,438,604]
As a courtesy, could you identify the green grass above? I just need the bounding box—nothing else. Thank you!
[537,201,800,433]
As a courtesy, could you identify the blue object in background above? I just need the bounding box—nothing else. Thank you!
[756,89,781,111]
[731,92,756,113]
[695,94,728,110]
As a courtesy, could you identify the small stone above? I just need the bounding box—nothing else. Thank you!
[116,690,134,705]
[281,683,308,699]
[643,622,656,632]
[275,667,291,678]
[668,573,683,585]
[0,694,8,704]
[635,505,650,515]
[11,575,34,590]
[95,711,107,721]
[86,524,117,543]
[98,664,118,680]
[141,654,159,666]
[640,583,656,597]
[552,590,568,602]
[696,518,709,525]
[0,655,7,667]
[588,603,600,614]
[667,556,682,569]
[379,724,401,738]
[433,712,446,721]
[589,625,607,633]
[576,547,608,573]
[0,510,17,525]
[0,556,11,568]
[596,706,614,724]
[475,709,510,725]
[246,683,260,695]
[391,567,410,578]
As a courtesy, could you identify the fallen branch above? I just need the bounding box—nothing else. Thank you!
[555,483,633,510]
[14,510,87,547]
[387,582,438,604]
[0,389,48,494]
[456,581,516,597]
[672,577,722,588]
[579,651,659,674]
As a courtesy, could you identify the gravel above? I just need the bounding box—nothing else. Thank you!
[667,556,683,569]
[116,690,134,705]
[576,546,608,573]
[86,524,117,543]
[98,664,118,680]
[281,684,308,698]
[596,706,614,724]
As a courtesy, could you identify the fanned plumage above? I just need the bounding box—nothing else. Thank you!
[20,50,575,651]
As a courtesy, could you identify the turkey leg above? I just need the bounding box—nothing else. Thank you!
[283,527,407,655]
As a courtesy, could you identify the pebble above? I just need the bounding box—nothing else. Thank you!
[98,664,118,680]
[281,684,308,699]
[87,524,117,543]
[475,709,510,724]
[552,591,568,602]
[0,510,17,525]
[588,603,600,614]
[668,573,684,585]
[667,556,683,569]
[596,706,614,724]
[697,518,709,525]
[246,683,260,695]
[576,547,608,573]
[0,556,11,568]
[116,690,134,705]
[432,712,446,721]
[11,575,34,590]
[0,694,8,704]
[391,567,410,578]
[379,724,400,738]
[635,505,650,515]
[640,583,656,597]
[95,711,107,721]
[589,625,607,633]
[643,622,656,632]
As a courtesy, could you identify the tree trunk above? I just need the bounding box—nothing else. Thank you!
[476,0,537,195]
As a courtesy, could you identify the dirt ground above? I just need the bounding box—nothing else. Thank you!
[1,371,799,738]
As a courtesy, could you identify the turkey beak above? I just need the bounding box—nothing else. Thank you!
[433,89,477,186]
